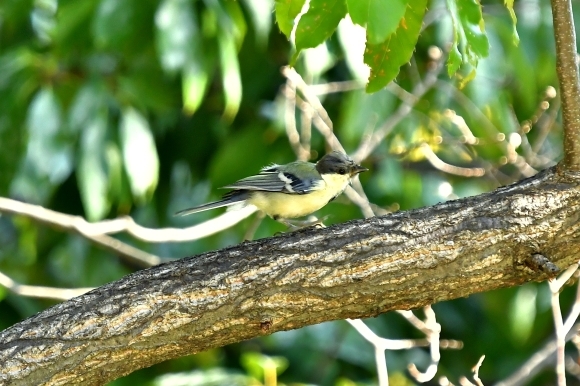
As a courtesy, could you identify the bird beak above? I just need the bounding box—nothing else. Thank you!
[350,164,368,176]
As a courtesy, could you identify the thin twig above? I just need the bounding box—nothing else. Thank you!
[281,66,336,133]
[496,324,580,386]
[473,355,486,386]
[497,264,580,386]
[549,265,578,386]
[0,271,93,301]
[402,307,442,383]
[281,70,375,217]
[352,57,444,163]
[0,196,257,244]
[421,144,486,177]
[0,199,163,267]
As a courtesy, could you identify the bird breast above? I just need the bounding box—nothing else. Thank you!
[247,173,351,219]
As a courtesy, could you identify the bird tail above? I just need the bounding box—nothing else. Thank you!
[175,191,248,216]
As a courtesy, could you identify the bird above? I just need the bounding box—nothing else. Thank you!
[176,151,368,227]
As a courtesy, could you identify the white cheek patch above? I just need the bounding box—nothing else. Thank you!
[320,173,351,195]
[278,171,295,193]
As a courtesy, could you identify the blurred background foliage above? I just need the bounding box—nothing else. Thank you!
[0,0,573,384]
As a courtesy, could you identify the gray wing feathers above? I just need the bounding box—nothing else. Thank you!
[222,171,320,194]
[222,173,287,192]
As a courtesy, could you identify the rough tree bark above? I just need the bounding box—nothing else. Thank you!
[1,167,580,385]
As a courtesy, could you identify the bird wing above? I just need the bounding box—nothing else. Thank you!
[222,165,322,194]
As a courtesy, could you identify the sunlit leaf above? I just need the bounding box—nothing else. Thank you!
[337,17,370,81]
[10,88,74,202]
[346,0,409,45]
[78,113,110,221]
[31,0,57,44]
[504,0,520,46]
[68,81,107,131]
[105,142,128,208]
[182,58,210,116]
[218,32,242,120]
[274,0,306,39]
[120,108,159,201]
[222,1,248,48]
[364,0,427,93]
[153,369,253,386]
[243,0,273,46]
[204,0,246,47]
[293,0,347,61]
[303,42,336,79]
[25,88,71,183]
[155,0,199,72]
[509,285,537,344]
[240,352,289,380]
[446,0,490,80]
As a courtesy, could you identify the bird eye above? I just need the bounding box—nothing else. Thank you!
[338,168,346,175]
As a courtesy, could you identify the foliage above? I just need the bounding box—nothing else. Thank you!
[0,0,569,384]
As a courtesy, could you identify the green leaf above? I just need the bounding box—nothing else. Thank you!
[31,0,57,44]
[243,0,273,46]
[294,0,347,59]
[182,58,210,116]
[155,0,200,72]
[78,113,110,221]
[240,352,289,380]
[11,87,73,203]
[509,285,537,344]
[54,0,97,49]
[118,66,179,114]
[218,32,242,120]
[364,0,427,93]
[120,108,159,201]
[446,0,490,79]
[504,0,520,46]
[93,0,133,48]
[25,88,72,183]
[346,0,409,45]
[274,0,306,39]
[68,81,107,131]
[204,0,246,47]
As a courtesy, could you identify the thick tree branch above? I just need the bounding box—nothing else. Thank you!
[1,167,580,385]
[551,0,580,170]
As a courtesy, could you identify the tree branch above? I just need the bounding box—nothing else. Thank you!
[551,0,580,170]
[1,167,580,385]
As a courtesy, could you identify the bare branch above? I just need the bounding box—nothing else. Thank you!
[497,263,580,386]
[551,0,580,170]
[421,144,486,177]
[0,196,257,247]
[280,69,375,218]
[2,167,580,385]
[0,271,93,301]
[405,307,441,383]
[352,55,444,163]
[496,323,580,386]
[549,264,578,386]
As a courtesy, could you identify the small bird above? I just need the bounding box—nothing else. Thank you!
[176,151,368,226]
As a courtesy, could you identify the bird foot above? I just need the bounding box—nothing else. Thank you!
[277,215,330,231]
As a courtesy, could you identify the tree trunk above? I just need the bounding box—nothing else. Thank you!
[1,167,580,385]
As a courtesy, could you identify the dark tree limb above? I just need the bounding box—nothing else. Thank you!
[551,0,580,170]
[1,167,580,385]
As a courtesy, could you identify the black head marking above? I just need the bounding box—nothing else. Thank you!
[315,151,368,176]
